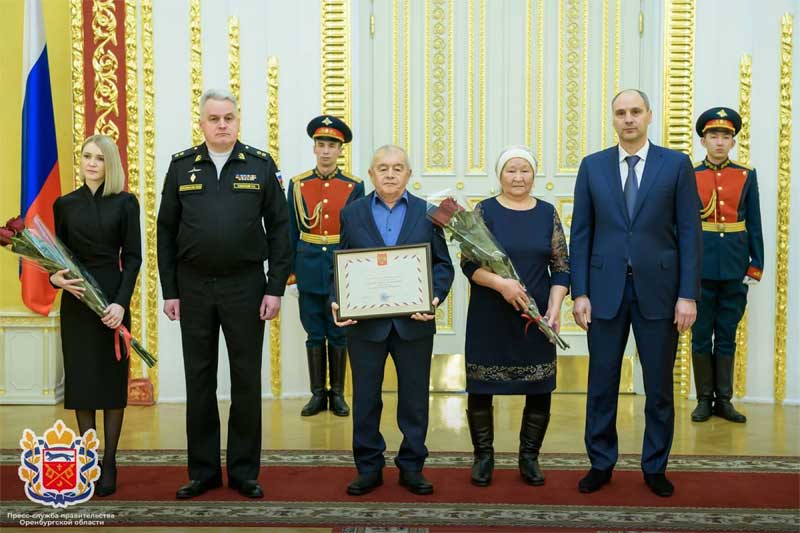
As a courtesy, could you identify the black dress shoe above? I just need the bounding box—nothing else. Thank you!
[229,479,264,498]
[95,461,117,497]
[578,468,612,493]
[644,473,674,497]
[346,471,383,496]
[398,470,434,495]
[175,478,223,499]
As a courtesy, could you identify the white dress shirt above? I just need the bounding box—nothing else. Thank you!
[618,140,650,189]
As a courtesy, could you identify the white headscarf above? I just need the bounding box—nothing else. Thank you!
[495,145,538,178]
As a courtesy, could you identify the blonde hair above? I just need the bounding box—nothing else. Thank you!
[80,134,125,196]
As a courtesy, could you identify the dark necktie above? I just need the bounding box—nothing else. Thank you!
[624,155,641,219]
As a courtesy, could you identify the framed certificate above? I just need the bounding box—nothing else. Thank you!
[333,243,434,320]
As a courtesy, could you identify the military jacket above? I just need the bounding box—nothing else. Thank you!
[287,168,364,294]
[157,141,291,299]
[694,158,764,281]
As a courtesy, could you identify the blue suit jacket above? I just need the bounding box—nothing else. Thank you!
[333,191,455,342]
[569,142,702,320]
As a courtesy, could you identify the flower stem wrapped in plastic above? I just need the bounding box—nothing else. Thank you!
[1,214,157,367]
[427,195,570,350]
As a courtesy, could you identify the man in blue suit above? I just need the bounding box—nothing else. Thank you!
[570,89,702,497]
[331,145,455,496]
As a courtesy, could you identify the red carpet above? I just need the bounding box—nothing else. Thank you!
[1,450,798,531]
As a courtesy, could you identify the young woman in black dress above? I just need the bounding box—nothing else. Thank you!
[462,145,569,487]
[50,134,141,496]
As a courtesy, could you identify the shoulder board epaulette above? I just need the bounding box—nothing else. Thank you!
[291,170,315,183]
[340,171,363,184]
[241,144,271,161]
[693,160,705,169]
[172,146,199,161]
[730,160,754,171]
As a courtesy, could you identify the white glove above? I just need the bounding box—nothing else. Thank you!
[742,276,758,286]
[286,284,300,297]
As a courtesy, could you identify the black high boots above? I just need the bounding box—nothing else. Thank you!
[466,408,494,486]
[301,345,328,416]
[714,356,746,423]
[327,345,350,417]
[519,408,550,486]
[691,353,714,422]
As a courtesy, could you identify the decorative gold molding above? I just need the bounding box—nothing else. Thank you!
[142,0,158,396]
[774,13,793,404]
[228,16,240,115]
[124,0,143,379]
[734,53,752,398]
[435,289,454,332]
[70,0,85,190]
[321,0,352,172]
[404,0,410,153]
[424,0,454,172]
[467,0,485,173]
[611,0,621,146]
[189,0,203,145]
[601,1,609,148]
[267,56,281,398]
[662,0,695,398]
[557,0,588,173]
[91,0,120,141]
[536,0,544,171]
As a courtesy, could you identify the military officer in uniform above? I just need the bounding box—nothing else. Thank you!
[691,107,764,424]
[288,115,365,417]
[157,89,291,499]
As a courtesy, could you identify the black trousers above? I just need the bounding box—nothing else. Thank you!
[177,265,266,483]
[692,279,748,357]
[348,326,434,473]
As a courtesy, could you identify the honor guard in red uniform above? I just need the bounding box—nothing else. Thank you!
[287,115,365,417]
[691,107,764,423]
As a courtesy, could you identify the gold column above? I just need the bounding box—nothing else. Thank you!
[467,0,485,173]
[228,16,240,114]
[124,0,143,375]
[773,13,793,404]
[424,0,454,173]
[525,0,544,168]
[267,56,281,398]
[189,0,203,145]
[662,0,695,398]
[611,0,621,146]
[557,0,589,173]
[70,0,85,190]
[392,0,411,151]
[600,1,609,147]
[321,0,352,171]
[734,54,752,398]
[142,0,159,397]
[92,0,121,142]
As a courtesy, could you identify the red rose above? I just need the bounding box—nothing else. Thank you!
[427,197,465,228]
[5,216,25,235]
[0,228,14,246]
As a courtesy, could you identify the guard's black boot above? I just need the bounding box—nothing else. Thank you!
[466,408,494,487]
[328,345,350,417]
[714,355,746,423]
[519,408,549,486]
[691,353,714,422]
[301,345,328,416]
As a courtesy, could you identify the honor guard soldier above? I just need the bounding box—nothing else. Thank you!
[288,115,365,417]
[157,89,291,499]
[691,107,764,424]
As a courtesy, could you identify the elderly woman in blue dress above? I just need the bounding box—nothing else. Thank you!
[462,145,569,487]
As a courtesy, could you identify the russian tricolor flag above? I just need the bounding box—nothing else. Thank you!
[21,0,61,316]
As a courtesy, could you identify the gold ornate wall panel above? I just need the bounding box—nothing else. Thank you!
[734,54,752,398]
[662,0,695,399]
[228,16,240,112]
[321,0,352,172]
[611,0,621,146]
[392,0,411,152]
[467,0,485,174]
[424,0,454,173]
[141,0,158,395]
[773,13,793,404]
[189,0,202,145]
[557,0,588,173]
[70,0,86,190]
[267,56,281,398]
[525,0,545,170]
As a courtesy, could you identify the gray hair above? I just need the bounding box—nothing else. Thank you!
[371,144,410,169]
[611,88,651,111]
[200,89,238,115]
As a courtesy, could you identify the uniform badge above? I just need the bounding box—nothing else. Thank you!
[322,116,333,126]
[238,153,246,160]
[194,154,202,162]
[233,183,261,191]
[18,419,100,508]
[234,174,257,182]
[716,109,728,117]
[179,184,203,192]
